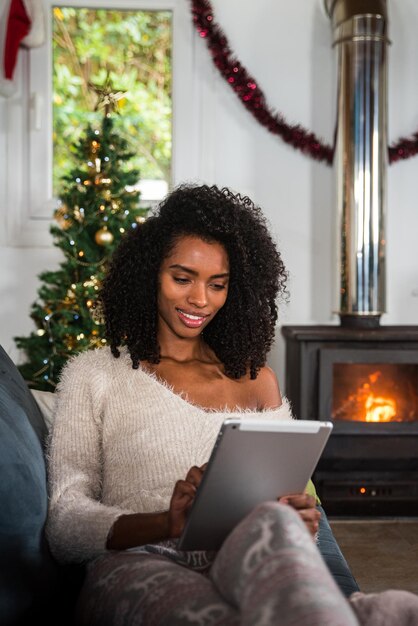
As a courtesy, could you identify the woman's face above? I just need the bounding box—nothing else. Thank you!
[157,235,230,339]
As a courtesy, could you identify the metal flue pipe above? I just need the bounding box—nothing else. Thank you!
[324,0,390,327]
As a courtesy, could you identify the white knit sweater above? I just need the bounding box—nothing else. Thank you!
[46,346,294,564]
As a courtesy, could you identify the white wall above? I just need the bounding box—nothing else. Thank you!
[1,0,418,389]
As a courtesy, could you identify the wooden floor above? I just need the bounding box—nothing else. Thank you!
[329,517,418,594]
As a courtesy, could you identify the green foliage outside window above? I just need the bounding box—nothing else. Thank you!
[52,7,172,196]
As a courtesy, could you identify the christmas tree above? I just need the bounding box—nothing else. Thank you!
[14,84,150,391]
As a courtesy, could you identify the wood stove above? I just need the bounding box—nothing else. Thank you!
[280,2,418,515]
[282,325,418,516]
[284,1,418,516]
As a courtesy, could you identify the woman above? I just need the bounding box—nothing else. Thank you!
[46,184,352,624]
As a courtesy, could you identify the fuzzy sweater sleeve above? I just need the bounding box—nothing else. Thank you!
[46,351,133,564]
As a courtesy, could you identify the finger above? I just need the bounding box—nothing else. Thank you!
[308,517,320,534]
[185,465,205,488]
[306,522,319,537]
[297,508,321,524]
[282,493,316,510]
[300,512,320,533]
[297,509,320,534]
[172,479,197,500]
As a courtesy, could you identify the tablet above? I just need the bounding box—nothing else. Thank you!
[177,418,333,551]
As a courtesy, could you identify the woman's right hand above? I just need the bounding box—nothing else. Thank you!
[278,492,320,538]
[168,463,207,538]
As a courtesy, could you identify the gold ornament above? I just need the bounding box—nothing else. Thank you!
[95,226,114,246]
[90,299,105,325]
[73,205,84,222]
[54,204,72,230]
[135,215,147,224]
[64,288,76,304]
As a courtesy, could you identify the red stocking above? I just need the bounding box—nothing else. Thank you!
[4,0,31,79]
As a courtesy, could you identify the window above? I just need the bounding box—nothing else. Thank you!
[2,0,201,246]
[52,7,171,201]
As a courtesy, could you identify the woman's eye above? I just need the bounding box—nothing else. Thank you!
[210,283,226,291]
[173,277,190,284]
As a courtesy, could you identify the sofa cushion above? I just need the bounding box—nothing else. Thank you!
[0,346,60,625]
[31,388,56,432]
[0,346,47,445]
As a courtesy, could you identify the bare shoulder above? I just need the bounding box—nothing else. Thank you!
[253,365,282,410]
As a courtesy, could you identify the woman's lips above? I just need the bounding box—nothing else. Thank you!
[176,308,209,328]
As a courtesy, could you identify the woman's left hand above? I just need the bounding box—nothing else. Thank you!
[278,493,321,538]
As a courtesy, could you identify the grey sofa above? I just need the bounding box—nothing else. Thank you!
[0,344,358,625]
[0,345,84,626]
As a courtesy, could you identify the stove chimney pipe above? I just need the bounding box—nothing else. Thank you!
[324,0,390,328]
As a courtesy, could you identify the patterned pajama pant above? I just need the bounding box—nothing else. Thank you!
[74,502,418,626]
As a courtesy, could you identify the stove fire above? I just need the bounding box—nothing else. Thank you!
[332,364,418,423]
[364,391,396,422]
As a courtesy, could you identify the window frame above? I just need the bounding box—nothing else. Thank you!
[0,0,201,246]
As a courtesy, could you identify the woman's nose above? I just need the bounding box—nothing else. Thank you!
[187,283,208,308]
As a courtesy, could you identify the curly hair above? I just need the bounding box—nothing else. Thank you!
[101,183,288,379]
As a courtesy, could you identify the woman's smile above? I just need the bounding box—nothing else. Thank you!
[176,308,210,328]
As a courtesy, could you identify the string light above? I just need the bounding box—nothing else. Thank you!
[16,92,150,390]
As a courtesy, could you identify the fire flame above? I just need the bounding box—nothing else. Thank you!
[364,393,397,422]
[333,369,401,422]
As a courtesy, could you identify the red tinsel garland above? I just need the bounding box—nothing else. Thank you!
[190,0,418,165]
